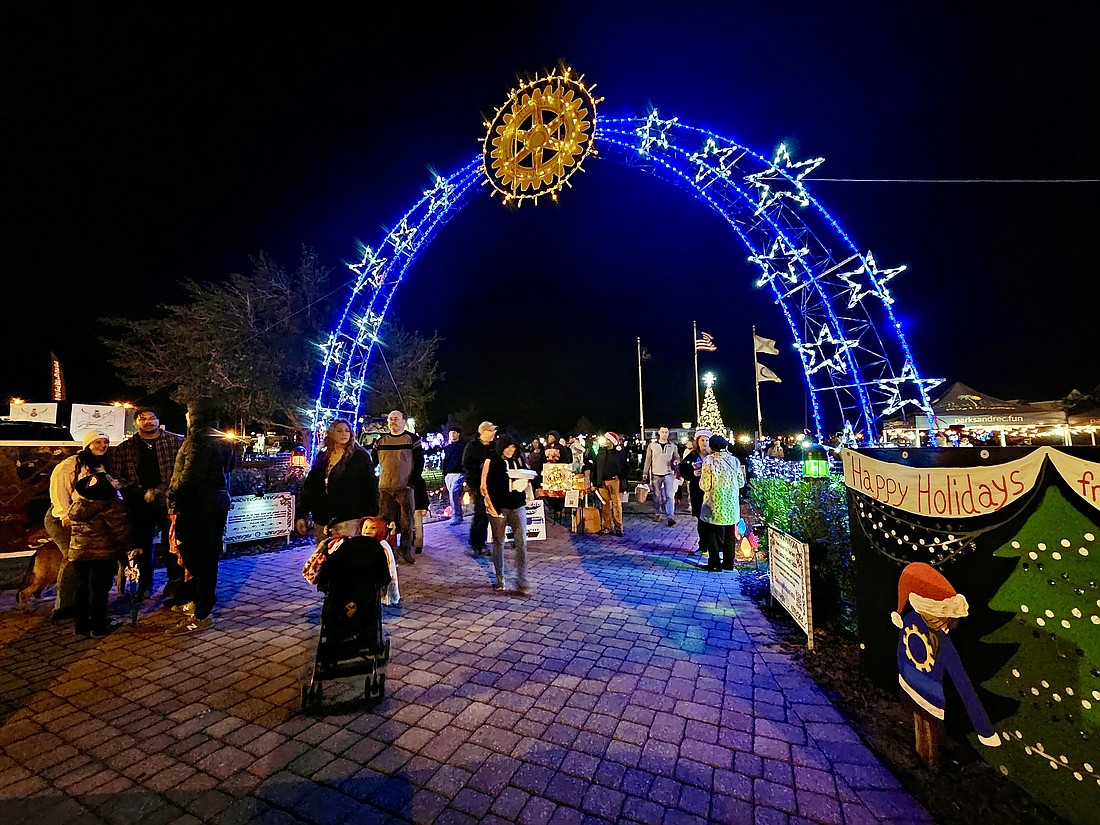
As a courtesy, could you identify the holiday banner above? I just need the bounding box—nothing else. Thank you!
[841,446,1100,517]
[8,403,58,424]
[848,446,1100,824]
[69,405,127,444]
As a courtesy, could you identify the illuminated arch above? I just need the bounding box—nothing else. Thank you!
[312,82,940,444]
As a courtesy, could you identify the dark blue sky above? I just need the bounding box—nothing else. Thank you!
[7,5,1098,436]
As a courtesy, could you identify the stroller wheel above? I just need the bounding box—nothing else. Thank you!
[364,673,386,706]
[301,681,323,714]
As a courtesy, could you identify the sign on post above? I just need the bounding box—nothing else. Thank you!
[224,492,294,545]
[767,525,814,650]
[504,500,547,542]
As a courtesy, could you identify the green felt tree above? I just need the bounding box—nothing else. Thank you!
[978,486,1100,824]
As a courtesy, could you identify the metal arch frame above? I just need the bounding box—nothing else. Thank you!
[311,113,938,445]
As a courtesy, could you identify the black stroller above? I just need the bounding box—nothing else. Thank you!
[301,534,393,713]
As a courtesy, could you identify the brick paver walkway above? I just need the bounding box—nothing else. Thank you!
[0,504,932,824]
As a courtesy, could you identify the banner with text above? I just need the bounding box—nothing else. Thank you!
[841,446,1100,517]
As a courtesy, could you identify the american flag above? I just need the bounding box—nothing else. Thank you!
[694,331,716,352]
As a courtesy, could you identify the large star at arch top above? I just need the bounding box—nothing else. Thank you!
[796,323,857,375]
[745,143,824,215]
[749,236,810,288]
[837,251,906,308]
[634,108,678,157]
[876,361,944,417]
[689,137,743,186]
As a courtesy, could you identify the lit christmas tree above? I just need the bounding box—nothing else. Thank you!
[699,372,727,435]
[978,487,1100,822]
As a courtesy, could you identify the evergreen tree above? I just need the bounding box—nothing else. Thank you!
[978,486,1100,823]
[699,385,726,435]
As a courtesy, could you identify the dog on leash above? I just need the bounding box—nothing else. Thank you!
[16,527,63,611]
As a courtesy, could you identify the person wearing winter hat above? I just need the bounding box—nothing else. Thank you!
[594,432,628,536]
[892,562,1001,751]
[679,429,713,555]
[68,470,131,637]
[697,434,745,571]
[42,429,113,621]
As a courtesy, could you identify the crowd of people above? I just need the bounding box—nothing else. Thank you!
[45,398,236,637]
[39,407,751,636]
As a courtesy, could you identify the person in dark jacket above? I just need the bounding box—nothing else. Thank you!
[482,434,530,593]
[461,421,497,555]
[441,427,466,525]
[678,428,712,558]
[594,432,628,536]
[165,398,237,635]
[69,470,131,637]
[296,418,379,543]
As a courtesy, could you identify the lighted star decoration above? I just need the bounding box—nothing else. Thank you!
[348,244,389,293]
[745,142,824,215]
[689,137,743,187]
[634,108,678,157]
[796,323,857,375]
[749,236,810,288]
[837,251,906,308]
[317,333,344,367]
[424,174,457,215]
[876,360,944,417]
[702,371,716,388]
[384,217,418,256]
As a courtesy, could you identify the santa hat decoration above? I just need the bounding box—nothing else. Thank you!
[606,432,621,448]
[891,562,969,628]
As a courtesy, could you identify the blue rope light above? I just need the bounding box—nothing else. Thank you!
[312,112,937,449]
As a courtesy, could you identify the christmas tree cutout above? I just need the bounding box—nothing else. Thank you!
[979,485,1100,823]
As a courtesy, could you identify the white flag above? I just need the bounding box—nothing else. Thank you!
[756,361,782,383]
[753,334,779,356]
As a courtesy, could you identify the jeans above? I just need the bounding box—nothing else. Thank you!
[444,473,465,523]
[469,492,489,550]
[600,478,622,532]
[489,507,528,589]
[43,511,75,611]
[73,558,116,634]
[379,486,415,549]
[175,506,229,621]
[651,473,677,520]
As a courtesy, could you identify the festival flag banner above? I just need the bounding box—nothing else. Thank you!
[756,362,782,383]
[753,334,780,355]
[50,351,67,401]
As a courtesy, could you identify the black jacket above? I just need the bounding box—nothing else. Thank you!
[462,438,495,488]
[167,426,236,514]
[483,452,527,512]
[442,441,465,475]
[679,449,706,517]
[595,446,628,486]
[299,444,379,526]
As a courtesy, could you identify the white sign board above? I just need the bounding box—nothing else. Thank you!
[504,500,547,542]
[9,403,58,424]
[70,405,127,443]
[767,525,814,649]
[224,492,294,545]
[564,490,579,509]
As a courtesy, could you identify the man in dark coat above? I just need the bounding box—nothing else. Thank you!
[461,421,497,555]
[594,432,628,536]
[165,398,237,634]
[110,406,185,600]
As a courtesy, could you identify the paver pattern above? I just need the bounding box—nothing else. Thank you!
[0,503,932,824]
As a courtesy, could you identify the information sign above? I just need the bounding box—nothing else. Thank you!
[224,492,294,545]
[767,525,814,649]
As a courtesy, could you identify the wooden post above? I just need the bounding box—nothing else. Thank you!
[913,712,942,771]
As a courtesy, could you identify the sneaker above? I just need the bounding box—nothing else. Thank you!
[597,528,611,535]
[613,530,624,537]
[171,601,196,615]
[51,607,75,622]
[414,547,423,555]
[667,519,676,527]
[166,615,213,636]
[493,582,505,592]
[517,584,531,596]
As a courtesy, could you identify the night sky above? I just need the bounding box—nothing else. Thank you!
[7,5,1098,437]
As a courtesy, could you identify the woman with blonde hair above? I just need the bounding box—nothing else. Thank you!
[295,418,378,542]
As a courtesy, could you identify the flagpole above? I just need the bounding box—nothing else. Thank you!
[693,320,701,424]
[637,337,645,443]
[753,326,764,452]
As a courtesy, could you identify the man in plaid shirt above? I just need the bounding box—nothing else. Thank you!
[110,407,185,599]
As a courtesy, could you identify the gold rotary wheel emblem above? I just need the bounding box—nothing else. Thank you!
[482,67,601,205]
[903,624,936,673]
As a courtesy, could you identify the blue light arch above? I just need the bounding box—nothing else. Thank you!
[311,110,940,444]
